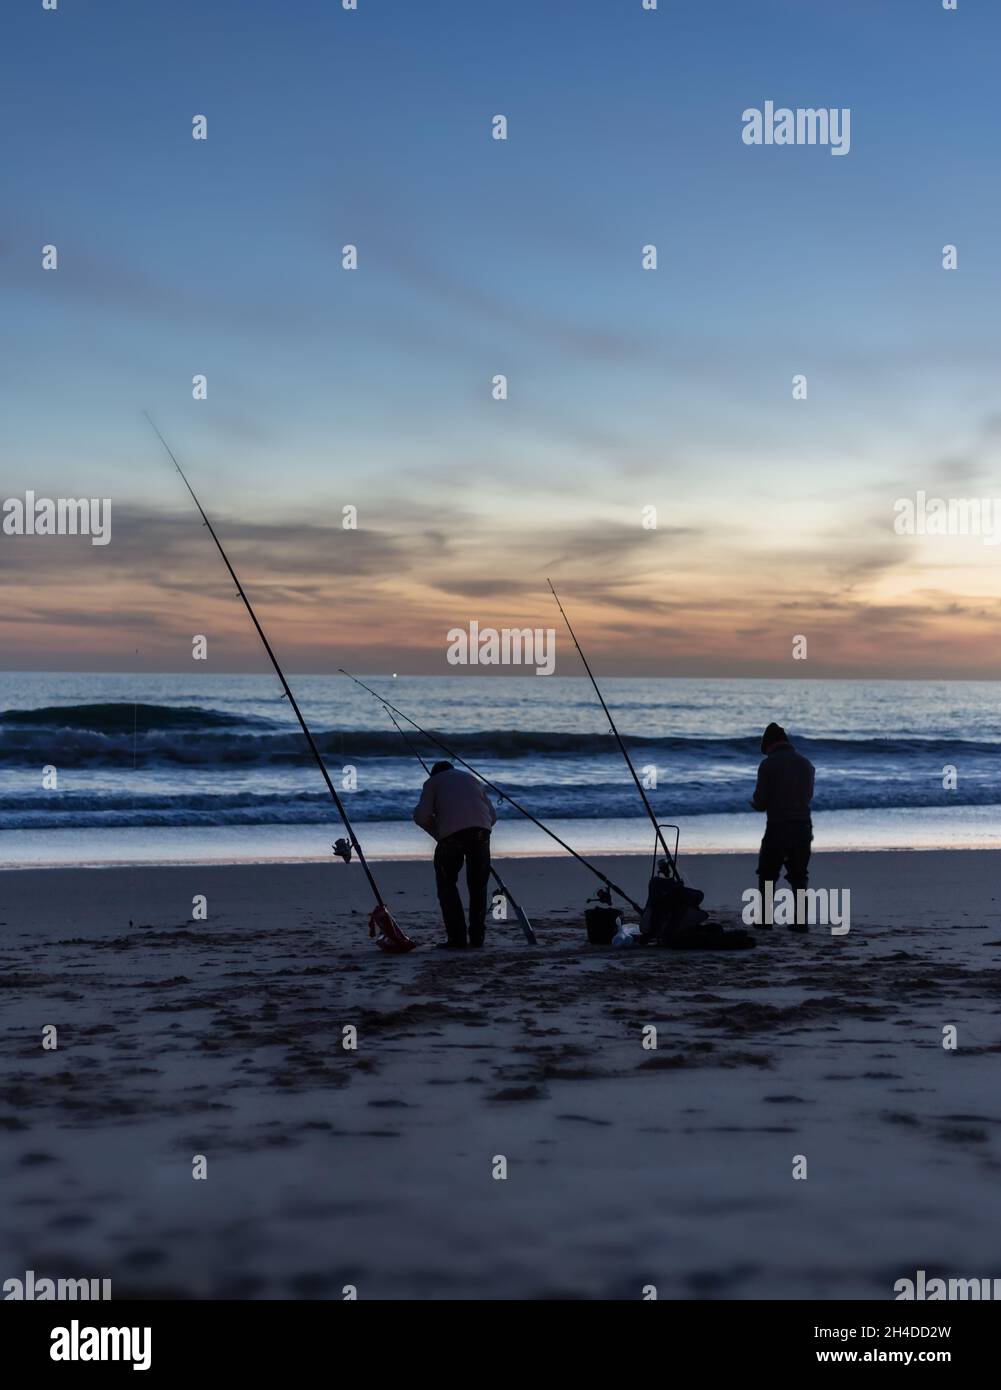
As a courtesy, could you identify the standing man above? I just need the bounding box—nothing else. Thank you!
[413,760,497,948]
[751,722,815,932]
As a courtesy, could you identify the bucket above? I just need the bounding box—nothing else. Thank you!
[585,905,621,945]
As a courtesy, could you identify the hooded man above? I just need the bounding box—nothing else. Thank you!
[751,722,815,931]
[413,761,497,948]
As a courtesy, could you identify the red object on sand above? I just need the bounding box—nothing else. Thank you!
[369,905,416,953]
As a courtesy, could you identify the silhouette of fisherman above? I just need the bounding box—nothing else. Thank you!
[751,723,815,931]
[414,761,497,948]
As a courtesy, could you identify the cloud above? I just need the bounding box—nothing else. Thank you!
[0,228,313,343]
[542,520,703,575]
[2,478,1000,677]
[367,237,651,365]
[433,577,539,599]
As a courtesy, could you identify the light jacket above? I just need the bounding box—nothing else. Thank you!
[413,767,497,841]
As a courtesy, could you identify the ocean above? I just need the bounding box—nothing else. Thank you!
[2,672,1000,866]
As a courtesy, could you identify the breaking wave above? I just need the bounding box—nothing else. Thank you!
[2,702,999,769]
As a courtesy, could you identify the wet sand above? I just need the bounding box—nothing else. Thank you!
[2,851,1001,1299]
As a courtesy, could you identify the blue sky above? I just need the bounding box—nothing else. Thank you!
[2,0,1000,675]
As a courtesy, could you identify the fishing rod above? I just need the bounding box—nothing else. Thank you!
[378,703,537,944]
[340,669,643,913]
[548,579,681,881]
[144,413,390,914]
[383,705,431,775]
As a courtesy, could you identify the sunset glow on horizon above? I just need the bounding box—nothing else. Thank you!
[2,0,999,678]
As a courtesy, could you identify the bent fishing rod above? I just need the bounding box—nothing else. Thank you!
[340,669,642,913]
[548,579,680,880]
[144,413,388,910]
[379,705,537,945]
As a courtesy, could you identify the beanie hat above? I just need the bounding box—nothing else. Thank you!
[760,722,788,753]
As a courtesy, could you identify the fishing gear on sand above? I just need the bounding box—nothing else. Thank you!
[145,414,414,954]
[378,703,537,945]
[547,581,755,951]
[339,669,643,914]
[548,578,681,881]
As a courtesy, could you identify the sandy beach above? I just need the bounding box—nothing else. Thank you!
[3,848,1000,1301]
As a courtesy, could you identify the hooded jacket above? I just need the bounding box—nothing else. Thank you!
[752,739,814,824]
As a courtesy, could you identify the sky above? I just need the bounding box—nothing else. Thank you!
[2,0,1000,678]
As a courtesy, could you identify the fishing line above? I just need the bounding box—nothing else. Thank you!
[548,579,681,881]
[341,668,642,913]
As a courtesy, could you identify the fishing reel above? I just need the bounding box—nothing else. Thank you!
[332,838,353,862]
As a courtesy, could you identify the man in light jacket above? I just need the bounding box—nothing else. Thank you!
[414,761,497,948]
[751,722,815,931]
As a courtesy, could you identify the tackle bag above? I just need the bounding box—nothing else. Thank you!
[639,875,710,940]
[639,873,755,949]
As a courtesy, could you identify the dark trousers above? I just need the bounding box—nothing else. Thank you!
[757,820,812,924]
[434,827,492,945]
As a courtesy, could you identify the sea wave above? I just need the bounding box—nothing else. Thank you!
[0,702,275,733]
[4,782,1001,830]
[2,701,998,768]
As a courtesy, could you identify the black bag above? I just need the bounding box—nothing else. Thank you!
[639,875,710,941]
[640,871,755,950]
